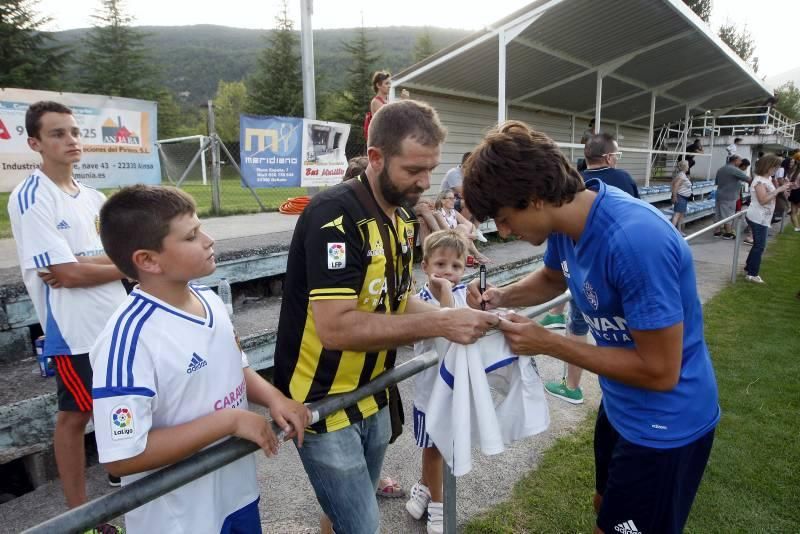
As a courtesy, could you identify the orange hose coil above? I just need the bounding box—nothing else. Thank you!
[279,195,311,214]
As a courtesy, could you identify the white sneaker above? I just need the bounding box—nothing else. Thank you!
[405,481,432,520]
[794,227,800,232]
[745,275,765,284]
[474,228,488,243]
[427,502,443,534]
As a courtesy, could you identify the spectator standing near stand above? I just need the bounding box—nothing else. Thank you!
[539,132,639,405]
[685,139,703,176]
[726,137,743,157]
[7,101,127,533]
[671,160,692,234]
[743,155,794,283]
[464,121,720,534]
[714,155,750,239]
[274,100,498,534]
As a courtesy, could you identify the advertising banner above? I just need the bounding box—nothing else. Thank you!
[239,114,350,188]
[0,88,160,192]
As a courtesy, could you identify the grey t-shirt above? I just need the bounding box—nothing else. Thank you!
[441,166,463,192]
[715,164,749,201]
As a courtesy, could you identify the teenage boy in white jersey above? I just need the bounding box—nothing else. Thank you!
[91,185,310,533]
[464,121,719,534]
[7,101,128,524]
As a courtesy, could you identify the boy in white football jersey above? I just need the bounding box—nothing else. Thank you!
[406,230,469,534]
[7,101,127,524]
[91,185,310,533]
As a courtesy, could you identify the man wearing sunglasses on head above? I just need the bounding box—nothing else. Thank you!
[274,99,499,534]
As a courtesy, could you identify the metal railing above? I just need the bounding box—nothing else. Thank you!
[23,212,751,534]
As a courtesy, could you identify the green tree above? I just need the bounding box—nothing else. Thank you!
[0,0,67,90]
[774,81,800,121]
[718,22,758,72]
[413,28,436,62]
[78,0,160,99]
[682,0,712,23]
[212,80,248,143]
[335,26,381,155]
[246,0,303,117]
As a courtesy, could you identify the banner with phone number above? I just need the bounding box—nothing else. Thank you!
[0,88,161,192]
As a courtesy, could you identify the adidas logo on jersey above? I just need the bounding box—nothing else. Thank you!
[614,520,642,534]
[187,352,208,374]
[56,220,71,230]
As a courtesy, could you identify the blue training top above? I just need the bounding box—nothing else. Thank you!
[581,167,640,198]
[543,179,719,448]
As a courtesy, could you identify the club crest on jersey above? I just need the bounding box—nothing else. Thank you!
[327,242,346,270]
[111,405,135,440]
[583,281,599,310]
[561,260,570,279]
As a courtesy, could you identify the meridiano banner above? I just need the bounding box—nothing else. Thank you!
[239,114,350,188]
[0,88,161,192]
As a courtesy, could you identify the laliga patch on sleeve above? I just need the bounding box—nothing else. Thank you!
[327,242,346,270]
[111,405,135,440]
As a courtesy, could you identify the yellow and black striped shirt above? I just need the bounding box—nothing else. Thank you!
[274,175,417,433]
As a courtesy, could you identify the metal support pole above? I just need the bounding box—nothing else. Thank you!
[681,105,690,164]
[498,30,507,124]
[207,100,222,216]
[200,135,208,186]
[594,72,603,133]
[706,116,716,181]
[300,0,316,120]
[570,115,576,162]
[730,215,743,283]
[645,92,656,187]
[443,463,457,534]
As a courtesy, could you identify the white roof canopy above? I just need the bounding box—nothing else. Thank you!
[393,0,771,127]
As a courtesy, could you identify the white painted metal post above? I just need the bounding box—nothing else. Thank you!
[200,135,208,186]
[706,116,716,181]
[681,104,690,159]
[645,92,656,187]
[570,115,576,162]
[594,72,603,133]
[498,30,507,124]
[300,0,316,120]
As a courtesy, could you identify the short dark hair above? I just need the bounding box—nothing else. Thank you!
[734,137,743,143]
[463,120,586,222]
[343,156,368,181]
[727,154,742,164]
[461,151,472,164]
[754,154,782,177]
[584,132,617,163]
[368,99,446,157]
[739,158,750,169]
[100,185,197,279]
[26,101,73,139]
[372,71,391,93]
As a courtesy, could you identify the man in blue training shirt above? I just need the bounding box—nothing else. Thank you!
[463,121,719,534]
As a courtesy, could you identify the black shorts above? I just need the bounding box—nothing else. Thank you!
[53,354,94,412]
[594,404,714,534]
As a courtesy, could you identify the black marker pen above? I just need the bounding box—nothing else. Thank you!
[479,264,487,311]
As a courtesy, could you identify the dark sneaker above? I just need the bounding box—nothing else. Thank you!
[107,474,121,487]
[721,232,736,240]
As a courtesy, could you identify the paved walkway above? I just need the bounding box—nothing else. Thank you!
[0,211,774,533]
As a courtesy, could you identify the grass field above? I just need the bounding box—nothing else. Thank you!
[0,180,309,239]
[465,227,800,533]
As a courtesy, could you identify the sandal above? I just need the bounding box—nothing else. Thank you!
[376,476,406,498]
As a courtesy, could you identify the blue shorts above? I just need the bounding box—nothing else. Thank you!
[567,302,589,336]
[296,407,390,534]
[594,404,714,534]
[674,195,690,214]
[413,405,435,448]
[220,498,261,534]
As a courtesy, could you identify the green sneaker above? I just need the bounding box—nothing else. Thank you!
[544,379,584,404]
[539,313,566,329]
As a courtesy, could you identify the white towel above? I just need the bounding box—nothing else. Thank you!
[425,330,550,476]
